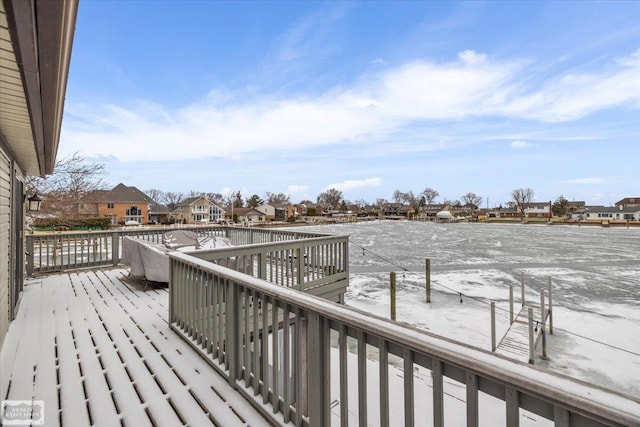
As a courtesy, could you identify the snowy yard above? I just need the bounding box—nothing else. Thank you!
[294,221,640,399]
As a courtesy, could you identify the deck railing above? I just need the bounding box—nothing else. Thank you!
[25,226,329,275]
[169,251,639,427]
[190,235,348,302]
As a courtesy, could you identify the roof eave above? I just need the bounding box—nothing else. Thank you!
[3,0,78,176]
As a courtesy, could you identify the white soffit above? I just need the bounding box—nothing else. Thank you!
[0,3,38,175]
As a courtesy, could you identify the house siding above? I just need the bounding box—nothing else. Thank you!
[97,203,149,225]
[0,147,11,347]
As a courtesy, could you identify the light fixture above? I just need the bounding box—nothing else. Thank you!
[27,193,42,212]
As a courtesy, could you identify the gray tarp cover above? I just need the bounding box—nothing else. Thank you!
[121,236,171,282]
[121,231,233,282]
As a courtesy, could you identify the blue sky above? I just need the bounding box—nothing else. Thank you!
[60,1,640,206]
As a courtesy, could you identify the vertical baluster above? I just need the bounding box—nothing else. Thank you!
[466,372,478,427]
[283,304,291,423]
[262,296,270,404]
[358,330,368,426]
[253,290,260,395]
[272,299,280,413]
[295,307,305,426]
[244,288,251,384]
[432,358,443,427]
[404,349,415,427]
[339,324,348,427]
[506,387,519,427]
[379,338,389,427]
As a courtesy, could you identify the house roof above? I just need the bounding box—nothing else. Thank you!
[526,202,551,208]
[421,204,449,212]
[176,196,214,207]
[1,0,78,176]
[234,208,264,216]
[99,183,169,213]
[575,205,640,214]
[100,183,148,203]
[615,197,640,206]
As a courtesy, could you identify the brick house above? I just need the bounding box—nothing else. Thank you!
[97,183,169,225]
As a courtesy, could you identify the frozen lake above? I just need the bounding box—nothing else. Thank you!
[293,220,640,398]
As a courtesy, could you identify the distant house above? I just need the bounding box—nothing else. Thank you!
[97,183,169,225]
[570,206,640,222]
[415,204,450,221]
[489,207,519,218]
[382,203,413,218]
[172,196,224,224]
[257,203,293,221]
[234,208,266,224]
[524,202,552,219]
[566,201,586,212]
[615,197,640,209]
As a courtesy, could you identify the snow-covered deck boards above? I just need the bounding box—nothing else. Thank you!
[495,303,545,362]
[0,268,272,427]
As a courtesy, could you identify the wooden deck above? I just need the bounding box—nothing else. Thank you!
[495,303,546,363]
[0,268,275,427]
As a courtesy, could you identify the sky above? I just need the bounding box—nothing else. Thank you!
[60,1,640,206]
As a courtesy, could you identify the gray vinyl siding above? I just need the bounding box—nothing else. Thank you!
[0,147,11,347]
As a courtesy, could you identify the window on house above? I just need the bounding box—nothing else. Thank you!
[107,203,114,209]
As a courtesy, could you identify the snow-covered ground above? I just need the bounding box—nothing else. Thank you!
[292,221,640,399]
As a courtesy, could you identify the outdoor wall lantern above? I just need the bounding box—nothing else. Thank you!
[26,193,43,212]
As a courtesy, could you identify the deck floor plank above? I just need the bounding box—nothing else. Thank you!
[1,268,273,427]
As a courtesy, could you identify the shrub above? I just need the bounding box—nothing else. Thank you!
[33,216,111,230]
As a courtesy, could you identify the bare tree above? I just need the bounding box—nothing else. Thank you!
[26,152,108,216]
[164,192,185,211]
[392,190,408,203]
[231,191,244,208]
[206,192,224,206]
[353,199,367,208]
[511,188,535,221]
[422,187,439,205]
[145,188,165,204]
[404,191,422,214]
[317,188,343,209]
[461,192,482,210]
[265,192,290,205]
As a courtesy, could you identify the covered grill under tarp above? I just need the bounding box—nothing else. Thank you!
[121,231,233,283]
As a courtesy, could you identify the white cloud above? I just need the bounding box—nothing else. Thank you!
[61,49,640,162]
[458,49,487,65]
[510,140,530,149]
[562,177,612,185]
[288,185,310,196]
[324,177,382,192]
